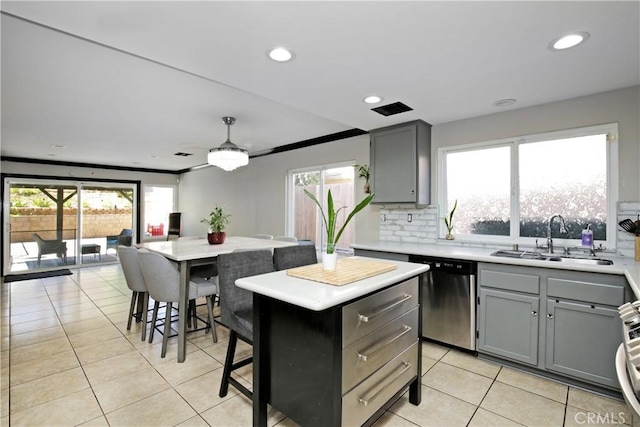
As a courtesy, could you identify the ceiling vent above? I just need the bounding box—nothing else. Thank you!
[371,102,413,116]
[174,152,193,157]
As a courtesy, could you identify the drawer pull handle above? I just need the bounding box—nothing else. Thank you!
[357,325,412,362]
[358,294,412,323]
[358,362,412,406]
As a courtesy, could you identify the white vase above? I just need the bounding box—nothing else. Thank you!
[322,252,337,271]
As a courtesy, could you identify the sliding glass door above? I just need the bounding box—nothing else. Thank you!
[3,177,137,275]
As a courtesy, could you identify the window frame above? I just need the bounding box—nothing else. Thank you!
[285,161,356,253]
[437,123,619,249]
[142,184,178,241]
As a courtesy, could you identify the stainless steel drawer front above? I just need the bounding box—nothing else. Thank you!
[342,277,419,347]
[342,342,419,427]
[342,307,419,393]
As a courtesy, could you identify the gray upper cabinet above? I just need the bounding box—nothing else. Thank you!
[369,120,431,205]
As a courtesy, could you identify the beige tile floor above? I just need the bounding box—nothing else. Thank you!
[0,264,634,426]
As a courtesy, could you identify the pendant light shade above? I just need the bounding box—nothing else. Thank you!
[207,116,249,171]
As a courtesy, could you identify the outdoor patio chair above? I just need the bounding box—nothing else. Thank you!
[106,229,133,254]
[32,233,67,266]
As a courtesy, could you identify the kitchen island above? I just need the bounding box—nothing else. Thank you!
[236,257,429,427]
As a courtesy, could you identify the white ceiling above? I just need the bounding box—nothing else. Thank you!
[1,1,639,172]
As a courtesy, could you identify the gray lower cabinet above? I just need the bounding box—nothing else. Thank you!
[545,299,620,388]
[478,262,630,389]
[478,288,539,366]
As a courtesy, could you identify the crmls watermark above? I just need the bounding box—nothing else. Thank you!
[574,412,628,425]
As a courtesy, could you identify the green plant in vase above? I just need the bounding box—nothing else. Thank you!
[304,189,374,270]
[354,164,371,193]
[444,199,457,240]
[201,205,231,244]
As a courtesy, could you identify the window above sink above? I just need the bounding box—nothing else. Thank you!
[438,123,618,250]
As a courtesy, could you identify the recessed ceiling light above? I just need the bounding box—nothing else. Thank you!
[268,47,295,62]
[50,144,65,149]
[492,98,517,107]
[364,95,383,104]
[149,155,159,159]
[549,32,590,51]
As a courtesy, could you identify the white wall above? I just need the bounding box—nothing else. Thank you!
[432,85,640,202]
[178,134,380,242]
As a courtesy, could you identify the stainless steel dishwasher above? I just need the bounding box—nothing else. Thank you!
[409,256,477,351]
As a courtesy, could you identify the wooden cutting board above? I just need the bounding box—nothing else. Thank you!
[286,257,397,286]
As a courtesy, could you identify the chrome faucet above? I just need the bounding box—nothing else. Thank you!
[546,214,568,254]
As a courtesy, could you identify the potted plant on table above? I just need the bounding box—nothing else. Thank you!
[304,189,374,270]
[201,205,231,245]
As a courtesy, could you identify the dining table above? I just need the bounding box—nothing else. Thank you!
[137,235,297,362]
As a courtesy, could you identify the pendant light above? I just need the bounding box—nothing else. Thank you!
[207,116,249,171]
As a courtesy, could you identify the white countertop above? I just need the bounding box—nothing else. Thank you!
[137,236,295,261]
[352,241,640,299]
[235,257,429,311]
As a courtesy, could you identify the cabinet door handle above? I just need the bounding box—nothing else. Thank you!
[358,362,412,406]
[547,313,554,319]
[532,311,538,316]
[358,294,412,322]
[357,325,412,362]
[410,189,415,194]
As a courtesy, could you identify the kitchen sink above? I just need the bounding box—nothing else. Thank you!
[491,250,548,260]
[491,250,613,265]
[546,256,614,266]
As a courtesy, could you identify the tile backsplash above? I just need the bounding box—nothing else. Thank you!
[379,202,640,257]
[379,205,439,243]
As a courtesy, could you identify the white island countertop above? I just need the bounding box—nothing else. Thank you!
[236,257,429,311]
[352,241,640,299]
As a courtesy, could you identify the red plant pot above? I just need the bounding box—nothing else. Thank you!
[207,232,226,245]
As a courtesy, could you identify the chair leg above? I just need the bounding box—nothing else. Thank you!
[161,302,172,358]
[140,292,149,342]
[127,291,138,331]
[187,300,193,328]
[219,330,238,398]
[149,301,160,343]
[206,295,217,343]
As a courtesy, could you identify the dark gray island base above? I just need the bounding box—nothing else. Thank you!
[248,272,424,427]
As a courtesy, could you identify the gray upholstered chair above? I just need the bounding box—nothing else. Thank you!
[117,245,150,341]
[217,249,275,399]
[273,244,318,271]
[138,251,218,358]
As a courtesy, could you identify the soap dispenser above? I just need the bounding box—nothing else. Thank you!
[581,224,593,247]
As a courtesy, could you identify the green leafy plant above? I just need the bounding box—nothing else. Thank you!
[354,164,370,181]
[444,199,458,235]
[355,164,371,193]
[304,189,374,254]
[200,205,231,233]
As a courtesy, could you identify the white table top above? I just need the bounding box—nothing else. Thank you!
[236,257,429,311]
[137,236,296,262]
